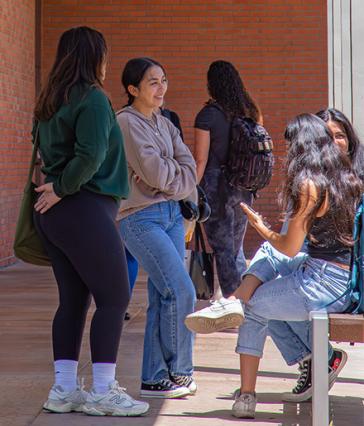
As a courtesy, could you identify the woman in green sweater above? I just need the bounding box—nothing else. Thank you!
[33,27,148,417]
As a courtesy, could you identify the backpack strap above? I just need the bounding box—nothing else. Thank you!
[347,194,364,313]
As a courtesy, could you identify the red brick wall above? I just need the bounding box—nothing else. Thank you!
[0,0,35,266]
[39,0,328,256]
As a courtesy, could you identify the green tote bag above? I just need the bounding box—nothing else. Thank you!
[13,124,51,266]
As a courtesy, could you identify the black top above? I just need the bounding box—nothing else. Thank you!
[194,102,231,170]
[306,213,351,265]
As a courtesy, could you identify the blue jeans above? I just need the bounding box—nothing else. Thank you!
[268,320,320,365]
[125,247,139,292]
[236,242,351,357]
[119,201,196,383]
[268,223,332,365]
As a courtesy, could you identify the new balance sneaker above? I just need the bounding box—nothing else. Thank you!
[282,349,348,402]
[43,379,88,413]
[83,380,149,416]
[170,374,197,395]
[140,378,190,398]
[184,297,244,334]
[232,391,257,419]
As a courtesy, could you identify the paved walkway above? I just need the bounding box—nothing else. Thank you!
[0,262,363,426]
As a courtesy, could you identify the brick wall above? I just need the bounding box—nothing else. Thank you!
[41,0,328,256]
[0,0,35,266]
[1,0,327,263]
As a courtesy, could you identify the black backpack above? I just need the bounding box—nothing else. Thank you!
[223,116,274,194]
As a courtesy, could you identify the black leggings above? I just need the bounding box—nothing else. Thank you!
[34,190,130,363]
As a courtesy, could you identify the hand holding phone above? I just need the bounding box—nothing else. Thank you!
[240,202,271,230]
[240,203,258,215]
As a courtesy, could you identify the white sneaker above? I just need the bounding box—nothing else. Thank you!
[184,297,244,334]
[232,391,257,418]
[43,379,88,413]
[83,380,149,416]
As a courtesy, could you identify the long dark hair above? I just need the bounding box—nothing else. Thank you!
[34,26,107,121]
[316,108,364,182]
[121,57,166,106]
[206,60,260,121]
[280,113,363,245]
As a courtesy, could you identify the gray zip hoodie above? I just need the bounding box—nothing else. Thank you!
[116,106,197,220]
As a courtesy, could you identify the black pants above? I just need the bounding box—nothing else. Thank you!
[34,190,130,363]
[201,169,253,297]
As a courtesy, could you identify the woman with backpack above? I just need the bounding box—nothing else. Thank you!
[267,108,364,403]
[185,113,362,419]
[116,57,197,399]
[194,60,262,298]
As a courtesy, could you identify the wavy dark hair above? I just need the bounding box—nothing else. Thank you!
[316,108,364,182]
[121,57,166,106]
[34,26,107,120]
[280,113,363,246]
[206,60,260,121]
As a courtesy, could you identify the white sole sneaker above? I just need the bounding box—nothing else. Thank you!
[185,298,244,334]
[43,399,84,413]
[83,380,149,417]
[43,382,88,413]
[232,392,257,418]
[140,387,190,399]
[83,403,149,416]
[185,312,244,334]
[188,381,197,395]
[170,375,197,396]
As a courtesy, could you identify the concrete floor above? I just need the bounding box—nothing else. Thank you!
[0,262,363,426]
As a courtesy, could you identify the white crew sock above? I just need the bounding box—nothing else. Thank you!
[92,363,116,394]
[54,359,78,392]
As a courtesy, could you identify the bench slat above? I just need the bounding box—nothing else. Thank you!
[328,313,364,343]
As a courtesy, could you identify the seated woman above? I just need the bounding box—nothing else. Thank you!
[268,107,364,402]
[185,113,363,418]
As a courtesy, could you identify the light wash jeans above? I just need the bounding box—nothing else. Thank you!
[236,242,351,357]
[119,200,196,384]
[267,222,333,365]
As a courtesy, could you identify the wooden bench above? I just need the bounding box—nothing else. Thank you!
[329,313,364,342]
[310,312,364,426]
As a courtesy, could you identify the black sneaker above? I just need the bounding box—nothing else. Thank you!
[282,358,312,402]
[282,349,348,402]
[170,374,197,395]
[328,349,348,388]
[140,378,190,399]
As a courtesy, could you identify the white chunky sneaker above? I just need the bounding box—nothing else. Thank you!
[83,380,149,416]
[184,297,244,334]
[43,378,88,413]
[232,391,257,419]
[170,374,197,395]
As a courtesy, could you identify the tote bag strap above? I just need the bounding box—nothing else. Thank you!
[195,222,208,253]
[25,123,40,192]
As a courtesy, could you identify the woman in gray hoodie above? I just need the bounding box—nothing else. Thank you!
[117,57,197,399]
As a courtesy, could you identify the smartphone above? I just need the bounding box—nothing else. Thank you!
[240,202,258,215]
[241,202,271,229]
